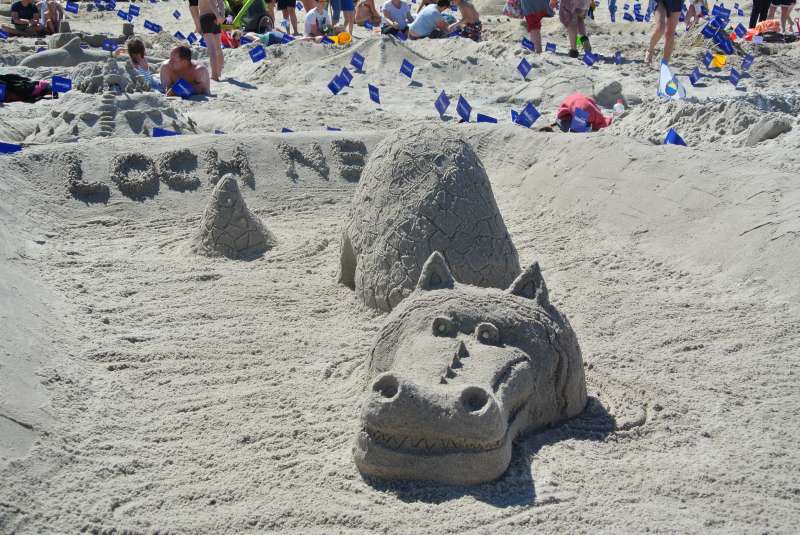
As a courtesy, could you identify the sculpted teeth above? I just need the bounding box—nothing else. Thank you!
[363,427,502,453]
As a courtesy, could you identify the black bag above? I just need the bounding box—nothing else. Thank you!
[0,73,52,103]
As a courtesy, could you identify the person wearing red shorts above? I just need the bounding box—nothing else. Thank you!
[521,0,556,52]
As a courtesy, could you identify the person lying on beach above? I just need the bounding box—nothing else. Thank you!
[114,38,164,91]
[408,0,457,38]
[1,0,44,37]
[159,45,211,96]
[356,0,382,27]
[380,0,413,35]
[243,27,292,44]
[450,0,482,41]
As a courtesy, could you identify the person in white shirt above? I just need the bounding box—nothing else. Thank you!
[304,0,335,39]
[381,0,412,34]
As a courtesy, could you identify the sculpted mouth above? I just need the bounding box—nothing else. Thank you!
[361,427,504,454]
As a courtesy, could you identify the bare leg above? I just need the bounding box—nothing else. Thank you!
[767,5,776,18]
[529,29,542,53]
[205,33,223,80]
[190,6,201,33]
[646,5,667,63]
[344,10,354,34]
[781,5,791,32]
[567,24,578,52]
[662,11,680,61]
[289,8,299,34]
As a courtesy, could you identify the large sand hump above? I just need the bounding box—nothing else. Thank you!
[19,37,107,68]
[353,252,587,485]
[338,125,520,312]
[193,173,275,259]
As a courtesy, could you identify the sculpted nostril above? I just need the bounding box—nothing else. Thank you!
[461,386,490,414]
[372,374,399,400]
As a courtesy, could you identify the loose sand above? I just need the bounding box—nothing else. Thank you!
[1,0,799,533]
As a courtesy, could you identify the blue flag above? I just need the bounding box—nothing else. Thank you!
[321,36,334,45]
[0,82,5,102]
[521,37,534,50]
[434,90,450,116]
[117,10,130,20]
[281,33,294,43]
[545,42,556,53]
[634,12,643,21]
[729,68,740,87]
[281,127,293,133]
[476,113,497,123]
[128,4,139,15]
[240,36,253,44]
[368,84,380,104]
[144,20,162,32]
[623,12,634,20]
[583,52,597,66]
[718,37,734,55]
[199,37,207,47]
[0,29,8,40]
[213,129,225,134]
[187,33,197,44]
[51,76,72,93]
[396,31,407,41]
[624,2,630,9]
[614,51,623,64]
[737,8,744,16]
[328,75,345,95]
[102,39,118,51]
[153,128,180,137]
[351,52,365,72]
[327,126,342,131]
[171,79,193,98]
[516,102,540,128]
[365,21,373,29]
[249,45,266,62]
[517,58,532,79]
[174,31,186,40]
[703,50,713,68]
[664,128,686,146]
[340,67,353,86]
[456,95,471,122]
[296,1,303,8]
[173,9,181,19]
[701,23,716,38]
[400,59,414,78]
[570,108,591,132]
[0,142,22,154]
[65,1,79,13]
[689,67,701,86]
[741,53,753,70]
[734,23,746,38]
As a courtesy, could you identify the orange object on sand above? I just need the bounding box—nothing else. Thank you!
[755,19,780,34]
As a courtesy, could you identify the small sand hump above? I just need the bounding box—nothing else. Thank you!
[192,173,274,260]
[338,124,520,312]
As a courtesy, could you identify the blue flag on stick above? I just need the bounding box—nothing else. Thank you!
[368,84,380,104]
[51,76,72,93]
[144,20,162,32]
[517,58,532,79]
[328,75,345,95]
[664,128,686,146]
[400,59,414,78]
[570,108,591,132]
[729,68,740,87]
[689,67,701,85]
[339,67,353,86]
[187,33,197,44]
[741,53,753,70]
[0,142,22,154]
[171,79,193,98]
[281,127,293,133]
[128,4,139,15]
[456,95,471,122]
[173,9,181,19]
[174,31,186,40]
[614,51,623,64]
[516,102,541,128]
[545,42,556,53]
[521,37,534,50]
[703,50,713,67]
[102,39,118,51]
[249,45,266,62]
[434,90,450,117]
[0,82,6,102]
[351,52,365,72]
[476,113,497,123]
[152,127,180,137]
[65,1,79,13]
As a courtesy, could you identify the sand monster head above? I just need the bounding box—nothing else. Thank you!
[353,252,587,485]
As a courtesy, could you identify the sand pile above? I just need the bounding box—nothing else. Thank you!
[72,58,150,94]
[192,173,275,259]
[339,124,520,311]
[610,94,798,147]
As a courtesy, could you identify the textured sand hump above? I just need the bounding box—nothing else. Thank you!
[72,58,150,94]
[354,252,587,485]
[193,174,275,260]
[338,125,520,312]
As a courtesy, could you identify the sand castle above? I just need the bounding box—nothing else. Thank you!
[72,58,150,94]
[193,173,274,259]
[19,37,107,68]
[338,125,520,312]
[354,252,586,485]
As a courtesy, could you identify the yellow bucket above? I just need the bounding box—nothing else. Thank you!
[710,54,727,68]
[328,31,352,45]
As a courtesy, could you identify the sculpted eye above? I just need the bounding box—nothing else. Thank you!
[432,317,456,337]
[475,322,499,345]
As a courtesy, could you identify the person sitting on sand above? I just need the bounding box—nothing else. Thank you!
[450,0,482,41]
[356,0,382,27]
[115,38,164,91]
[38,0,62,35]
[160,45,211,96]
[1,0,44,37]
[380,0,413,35]
[304,0,337,39]
[555,92,612,131]
[408,0,456,38]
[416,0,436,13]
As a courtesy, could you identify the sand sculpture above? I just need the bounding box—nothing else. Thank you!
[155,149,202,191]
[63,153,110,201]
[330,139,368,182]
[353,252,587,485]
[276,141,329,181]
[202,147,255,187]
[72,58,150,94]
[19,37,107,68]
[193,173,274,259]
[110,152,159,198]
[338,125,520,312]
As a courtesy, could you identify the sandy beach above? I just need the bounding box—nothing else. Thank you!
[1,0,799,532]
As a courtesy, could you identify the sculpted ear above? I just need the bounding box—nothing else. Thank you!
[507,261,549,307]
[416,251,456,291]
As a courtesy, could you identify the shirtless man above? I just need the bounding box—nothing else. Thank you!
[451,0,481,41]
[159,45,211,96]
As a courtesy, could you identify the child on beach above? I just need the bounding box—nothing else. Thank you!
[304,0,336,38]
[558,0,592,57]
[521,0,556,52]
[356,0,382,27]
[114,38,164,91]
[380,0,413,35]
[451,0,482,41]
[198,0,226,81]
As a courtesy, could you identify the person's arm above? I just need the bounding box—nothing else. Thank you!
[382,7,398,26]
[195,65,211,95]
[405,6,413,22]
[11,8,31,26]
